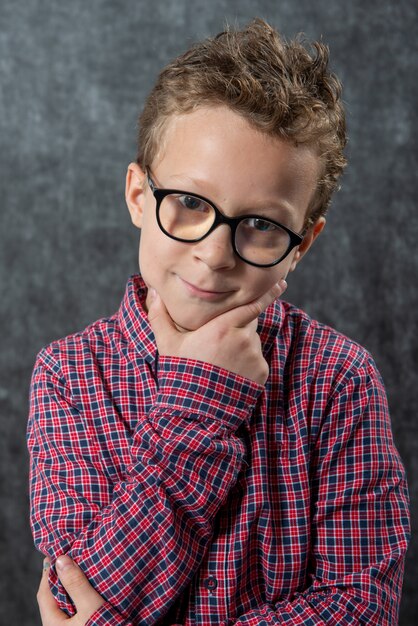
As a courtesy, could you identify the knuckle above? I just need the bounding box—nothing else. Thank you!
[236,333,251,351]
[256,363,269,384]
[248,301,263,318]
[212,324,229,342]
[63,569,85,589]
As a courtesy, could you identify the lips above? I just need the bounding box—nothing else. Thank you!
[179,277,235,300]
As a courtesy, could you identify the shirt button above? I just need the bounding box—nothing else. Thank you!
[204,575,218,591]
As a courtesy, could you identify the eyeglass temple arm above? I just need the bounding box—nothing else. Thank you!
[146,169,156,193]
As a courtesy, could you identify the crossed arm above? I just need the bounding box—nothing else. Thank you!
[36,387,411,626]
[30,284,410,625]
[30,283,283,625]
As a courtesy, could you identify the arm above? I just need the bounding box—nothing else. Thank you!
[226,356,410,625]
[28,350,259,625]
[28,281,285,625]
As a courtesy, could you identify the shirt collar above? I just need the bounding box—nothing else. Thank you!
[118,274,157,365]
[119,273,285,363]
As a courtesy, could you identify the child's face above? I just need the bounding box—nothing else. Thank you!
[126,106,324,331]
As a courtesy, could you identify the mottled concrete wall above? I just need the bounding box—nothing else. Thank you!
[0,1,416,623]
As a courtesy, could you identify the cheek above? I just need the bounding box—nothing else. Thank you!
[246,263,290,299]
[270,254,295,283]
[138,229,178,286]
[138,234,157,284]
[139,244,158,285]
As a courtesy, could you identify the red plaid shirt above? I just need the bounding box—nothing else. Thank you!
[28,275,409,625]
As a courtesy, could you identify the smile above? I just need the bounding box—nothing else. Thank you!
[179,277,235,301]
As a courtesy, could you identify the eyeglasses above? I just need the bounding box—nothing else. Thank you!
[146,170,306,267]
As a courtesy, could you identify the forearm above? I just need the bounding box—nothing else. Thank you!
[227,554,406,625]
[29,354,261,624]
[85,602,135,626]
[59,411,245,620]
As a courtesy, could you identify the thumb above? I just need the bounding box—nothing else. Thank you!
[56,555,104,619]
[37,558,66,625]
[147,288,178,342]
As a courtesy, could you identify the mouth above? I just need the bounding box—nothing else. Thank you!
[179,277,236,301]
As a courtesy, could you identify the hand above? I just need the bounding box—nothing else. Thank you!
[147,279,287,385]
[37,556,105,625]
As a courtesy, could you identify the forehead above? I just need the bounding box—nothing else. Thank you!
[152,106,321,227]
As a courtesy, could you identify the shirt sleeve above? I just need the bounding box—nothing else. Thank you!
[85,602,134,626]
[225,355,410,625]
[28,349,263,625]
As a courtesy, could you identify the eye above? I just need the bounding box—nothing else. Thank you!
[179,195,209,212]
[245,217,278,232]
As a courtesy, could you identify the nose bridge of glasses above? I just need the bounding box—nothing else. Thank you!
[207,201,235,236]
[191,203,235,257]
[204,219,235,251]
[193,222,237,270]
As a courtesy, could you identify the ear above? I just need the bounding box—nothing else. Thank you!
[125,162,147,228]
[288,216,326,273]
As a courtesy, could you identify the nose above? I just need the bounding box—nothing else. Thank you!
[192,224,236,270]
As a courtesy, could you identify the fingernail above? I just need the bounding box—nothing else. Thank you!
[280,279,287,290]
[43,557,50,571]
[149,288,157,301]
[56,555,72,572]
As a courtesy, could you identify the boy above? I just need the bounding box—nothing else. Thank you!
[28,18,409,626]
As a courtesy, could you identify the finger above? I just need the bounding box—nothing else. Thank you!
[223,279,287,328]
[56,555,105,620]
[147,289,178,341]
[37,558,67,625]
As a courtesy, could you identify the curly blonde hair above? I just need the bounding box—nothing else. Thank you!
[137,18,347,225]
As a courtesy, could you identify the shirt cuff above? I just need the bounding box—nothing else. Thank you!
[156,356,264,430]
[85,601,133,626]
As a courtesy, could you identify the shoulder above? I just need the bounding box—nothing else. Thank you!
[268,302,391,447]
[276,300,382,390]
[281,300,366,355]
[33,311,123,382]
[34,274,149,381]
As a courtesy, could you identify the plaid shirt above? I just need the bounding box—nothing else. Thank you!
[28,275,409,626]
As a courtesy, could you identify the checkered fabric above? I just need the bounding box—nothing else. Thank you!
[28,275,409,625]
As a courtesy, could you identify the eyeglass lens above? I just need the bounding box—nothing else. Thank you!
[158,193,291,265]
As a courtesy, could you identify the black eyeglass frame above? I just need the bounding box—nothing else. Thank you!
[146,170,306,268]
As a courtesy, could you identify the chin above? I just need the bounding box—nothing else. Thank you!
[169,308,213,333]
[172,316,204,333]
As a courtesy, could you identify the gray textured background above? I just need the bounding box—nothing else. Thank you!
[0,1,416,624]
